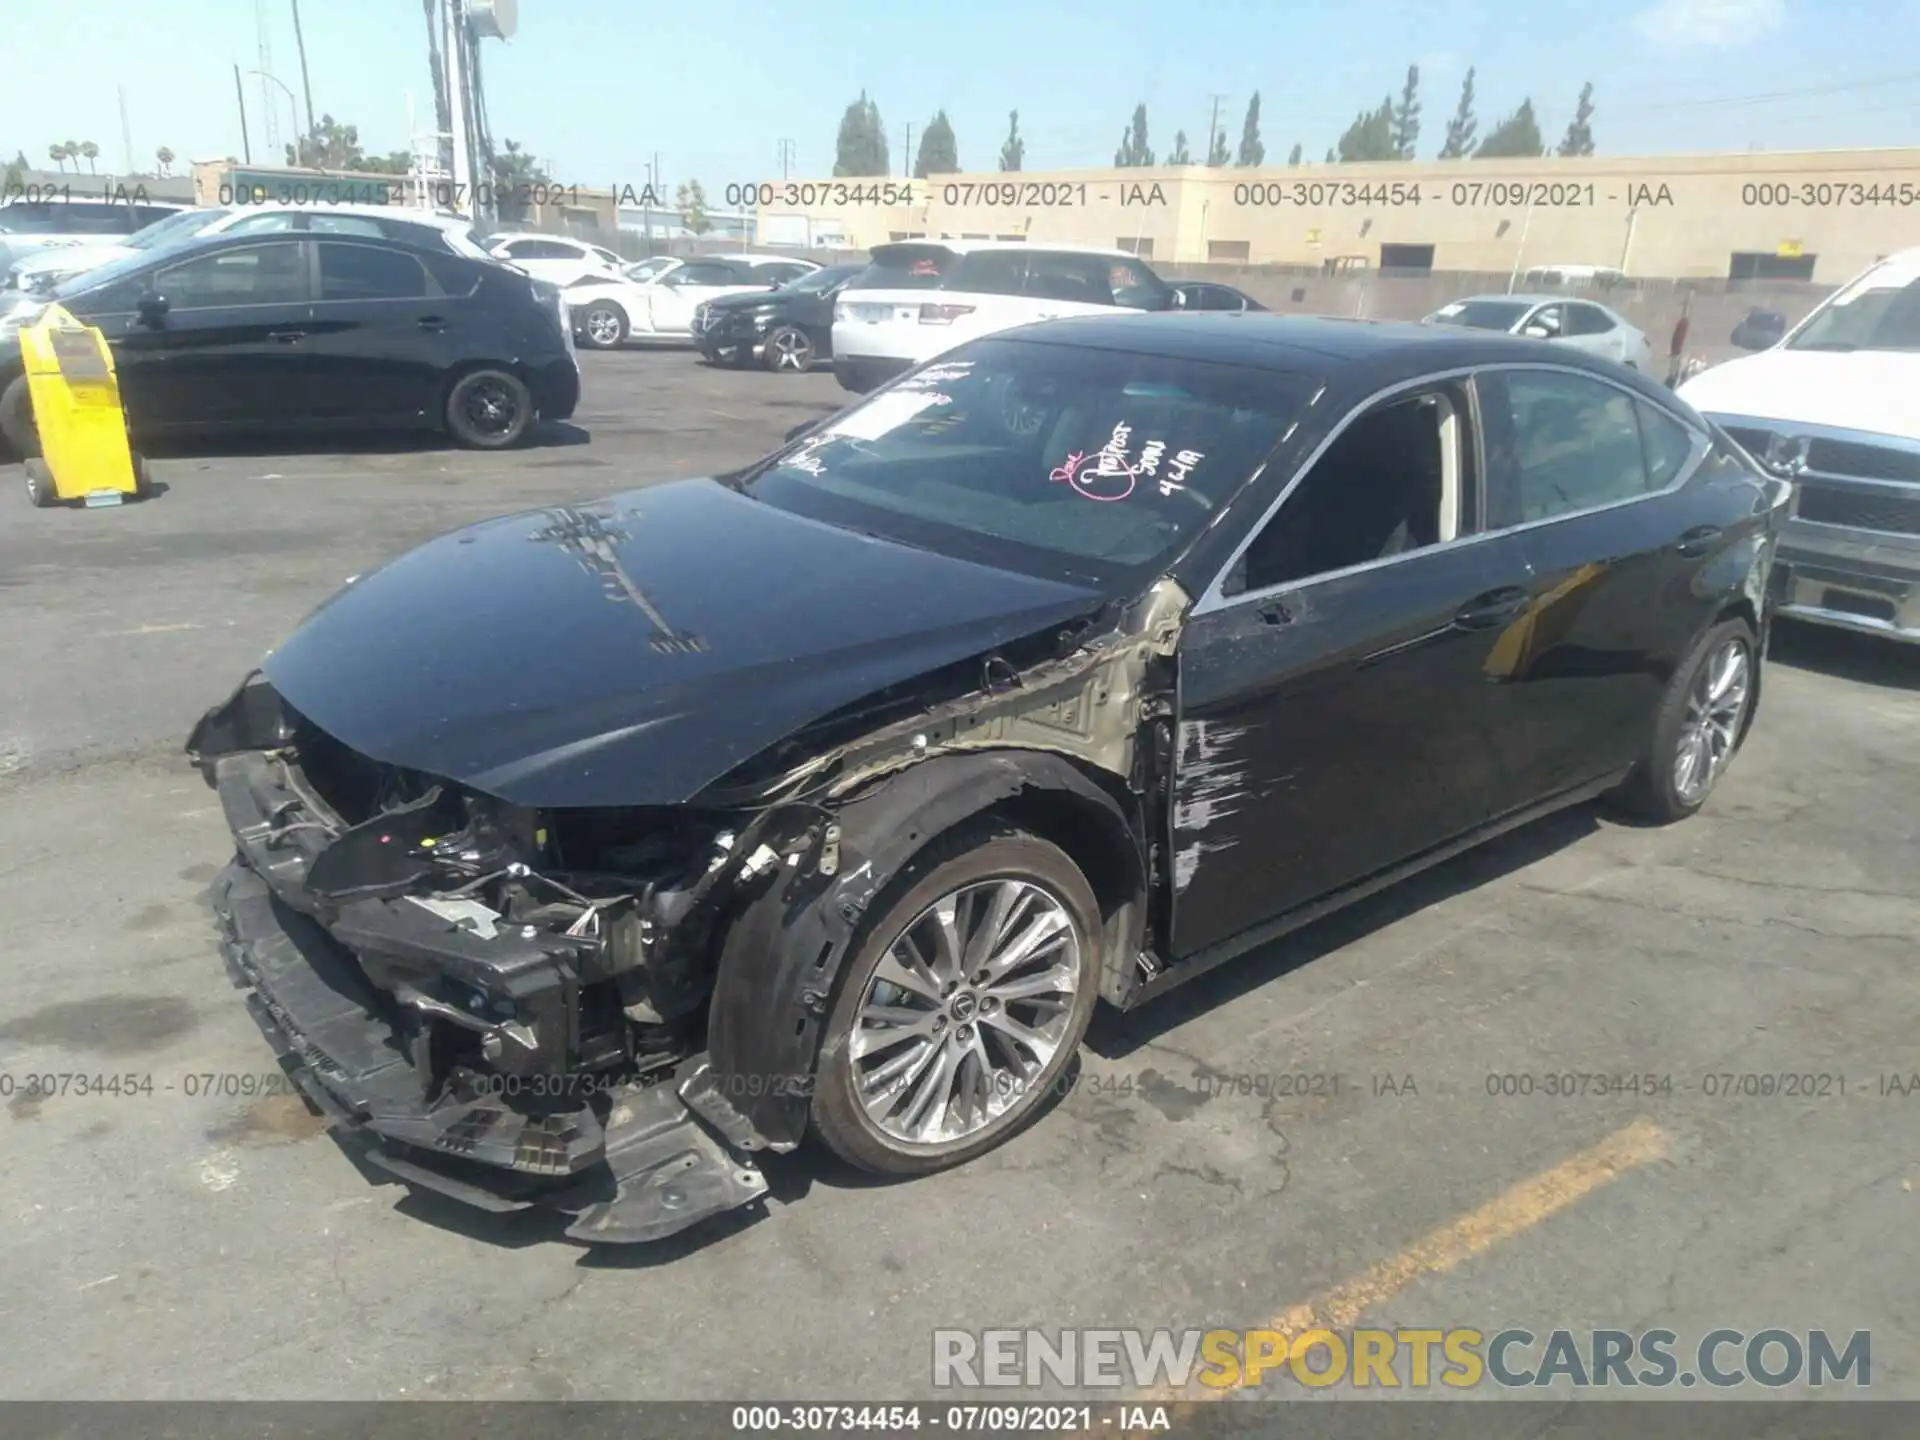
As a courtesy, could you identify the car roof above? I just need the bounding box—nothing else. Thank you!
[873,238,1139,259]
[111,228,477,267]
[997,312,1670,392]
[489,231,597,245]
[710,252,819,264]
[211,201,473,229]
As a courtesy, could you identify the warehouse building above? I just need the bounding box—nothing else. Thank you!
[750,147,1920,282]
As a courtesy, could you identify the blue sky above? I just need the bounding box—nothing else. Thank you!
[9,0,1919,192]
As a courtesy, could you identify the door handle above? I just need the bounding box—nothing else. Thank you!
[416,315,448,331]
[1255,599,1293,627]
[1675,524,1722,557]
[267,329,305,343]
[1452,586,1532,630]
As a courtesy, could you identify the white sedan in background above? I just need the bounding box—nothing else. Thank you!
[1424,293,1655,369]
[483,232,628,288]
[564,253,821,348]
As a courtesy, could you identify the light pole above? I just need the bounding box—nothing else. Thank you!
[248,71,301,161]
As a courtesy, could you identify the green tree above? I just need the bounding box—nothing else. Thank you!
[490,140,553,221]
[1114,102,1154,167]
[1325,147,1335,163]
[832,91,889,177]
[3,153,25,193]
[998,110,1024,171]
[286,114,374,169]
[675,179,712,234]
[79,140,100,174]
[1557,81,1596,156]
[914,109,958,177]
[1287,142,1303,166]
[1438,67,1478,158]
[1475,99,1546,158]
[1235,92,1265,166]
[1207,126,1230,166]
[1336,97,1397,162]
[1391,65,1421,158]
[154,146,175,177]
[47,143,69,173]
[1168,130,1193,166]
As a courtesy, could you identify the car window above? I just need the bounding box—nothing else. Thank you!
[126,208,227,251]
[503,239,578,260]
[1638,400,1698,489]
[625,256,676,282]
[132,205,185,227]
[1566,303,1617,336]
[1787,255,1920,353]
[846,243,959,291]
[1523,304,1566,338]
[1428,298,1531,330]
[0,201,138,236]
[1024,253,1112,305]
[308,214,386,239]
[1106,257,1174,310]
[155,241,308,308]
[950,251,1029,297]
[673,261,743,286]
[759,262,811,284]
[590,246,624,266]
[223,212,299,236]
[1238,390,1460,592]
[1481,370,1652,527]
[740,338,1312,587]
[784,264,859,295]
[318,242,429,301]
[421,250,482,298]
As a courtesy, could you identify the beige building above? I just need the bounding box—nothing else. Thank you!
[753,147,1920,282]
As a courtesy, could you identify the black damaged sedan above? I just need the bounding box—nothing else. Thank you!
[188,315,1788,1244]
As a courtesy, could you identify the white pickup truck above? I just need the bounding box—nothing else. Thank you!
[1679,248,1920,644]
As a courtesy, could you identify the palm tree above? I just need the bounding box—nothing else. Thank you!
[79,141,100,174]
[48,143,68,173]
[155,146,175,177]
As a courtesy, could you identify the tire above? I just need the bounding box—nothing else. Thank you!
[578,302,628,350]
[763,325,815,374]
[129,452,153,500]
[23,457,58,508]
[727,345,756,369]
[1,373,40,459]
[444,368,534,450]
[1615,617,1758,823]
[811,824,1102,1176]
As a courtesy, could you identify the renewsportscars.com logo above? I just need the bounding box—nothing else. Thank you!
[931,1327,1872,1391]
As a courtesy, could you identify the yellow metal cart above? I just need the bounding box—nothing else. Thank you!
[17,304,151,508]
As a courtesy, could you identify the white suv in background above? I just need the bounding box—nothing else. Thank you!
[484,232,627,287]
[568,253,821,348]
[829,240,1177,393]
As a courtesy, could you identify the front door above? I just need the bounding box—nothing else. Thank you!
[1169,385,1535,960]
[100,238,314,430]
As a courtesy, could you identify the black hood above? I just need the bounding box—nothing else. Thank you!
[261,479,1105,809]
[704,286,791,314]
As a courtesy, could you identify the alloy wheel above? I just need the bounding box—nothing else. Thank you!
[768,328,812,372]
[1673,637,1751,803]
[850,878,1081,1147]
[585,307,623,346]
[462,378,520,438]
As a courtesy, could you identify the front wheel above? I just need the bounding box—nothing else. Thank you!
[1615,618,1757,822]
[763,325,815,373]
[811,825,1102,1176]
[444,368,533,450]
[578,302,628,350]
[1,374,40,459]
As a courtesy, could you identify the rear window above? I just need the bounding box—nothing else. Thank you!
[0,201,146,236]
[1428,299,1530,331]
[739,336,1313,587]
[846,244,957,291]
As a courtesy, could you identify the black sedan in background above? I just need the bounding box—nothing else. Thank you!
[694,263,867,371]
[0,231,579,456]
[188,316,1786,1245]
[1173,280,1268,313]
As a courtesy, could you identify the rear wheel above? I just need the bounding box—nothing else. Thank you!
[1,374,40,459]
[578,302,628,350]
[763,325,815,373]
[811,825,1101,1176]
[130,452,153,500]
[444,368,533,449]
[1616,618,1757,822]
[23,458,58,508]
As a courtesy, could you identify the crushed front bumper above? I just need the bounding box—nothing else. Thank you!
[204,744,770,1244]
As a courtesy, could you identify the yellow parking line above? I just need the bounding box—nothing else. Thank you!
[1144,1116,1672,1401]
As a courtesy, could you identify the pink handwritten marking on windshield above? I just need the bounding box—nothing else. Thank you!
[1049,451,1137,502]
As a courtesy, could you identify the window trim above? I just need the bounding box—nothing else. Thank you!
[1190,361,1711,619]
[311,238,439,304]
[146,239,314,313]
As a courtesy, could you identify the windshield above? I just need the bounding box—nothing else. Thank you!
[127,208,226,251]
[738,337,1311,587]
[51,245,161,301]
[1427,299,1530,330]
[624,256,676,282]
[784,264,861,295]
[1787,256,1920,353]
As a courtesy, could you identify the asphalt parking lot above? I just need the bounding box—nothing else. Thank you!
[0,346,1915,1405]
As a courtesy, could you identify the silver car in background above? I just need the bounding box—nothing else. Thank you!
[1425,294,1655,370]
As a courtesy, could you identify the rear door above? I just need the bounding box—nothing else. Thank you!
[302,239,453,423]
[497,237,589,286]
[1170,381,1536,958]
[1471,366,1730,809]
[99,238,314,429]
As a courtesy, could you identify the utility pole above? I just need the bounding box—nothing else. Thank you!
[289,0,317,138]
[117,85,134,177]
[234,65,252,164]
[1207,93,1226,165]
[903,122,912,179]
[777,138,794,180]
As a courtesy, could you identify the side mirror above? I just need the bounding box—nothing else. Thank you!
[783,417,823,444]
[136,293,170,327]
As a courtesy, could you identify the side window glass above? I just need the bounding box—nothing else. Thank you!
[1238,392,1456,593]
[309,215,385,238]
[222,212,297,236]
[1571,304,1616,335]
[1484,371,1651,527]
[1025,253,1110,304]
[1523,304,1564,338]
[1108,258,1170,310]
[951,252,1028,296]
[1637,400,1698,489]
[156,242,307,308]
[318,243,428,301]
